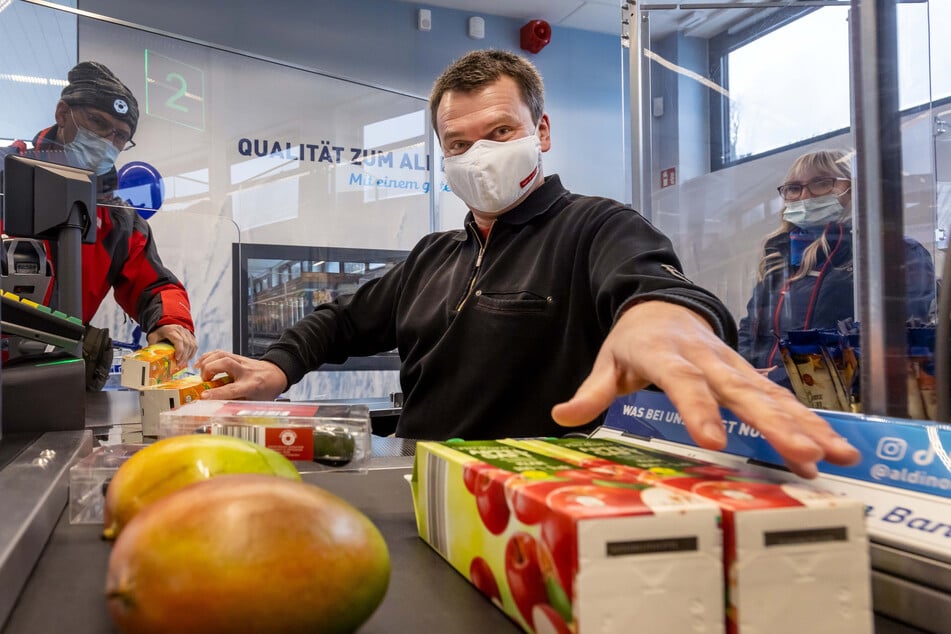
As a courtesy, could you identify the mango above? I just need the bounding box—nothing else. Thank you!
[103,434,300,540]
[105,474,390,634]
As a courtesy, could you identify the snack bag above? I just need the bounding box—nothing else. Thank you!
[779,330,844,410]
[817,329,858,411]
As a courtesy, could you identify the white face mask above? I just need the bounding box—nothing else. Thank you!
[443,131,542,215]
[782,193,847,228]
[66,118,120,175]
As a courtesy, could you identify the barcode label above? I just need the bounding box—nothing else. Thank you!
[425,452,449,558]
[208,423,266,445]
[764,526,847,547]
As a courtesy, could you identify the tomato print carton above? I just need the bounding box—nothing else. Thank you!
[411,440,724,633]
[120,342,186,389]
[505,438,872,634]
[138,373,233,436]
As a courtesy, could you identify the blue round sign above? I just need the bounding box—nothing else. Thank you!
[116,161,165,219]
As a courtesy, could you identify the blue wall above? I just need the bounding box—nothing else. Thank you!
[79,0,629,202]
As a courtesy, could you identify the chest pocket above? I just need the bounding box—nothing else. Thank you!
[472,290,553,316]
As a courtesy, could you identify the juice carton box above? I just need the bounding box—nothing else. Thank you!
[505,438,872,634]
[120,343,187,389]
[139,373,233,436]
[411,440,725,634]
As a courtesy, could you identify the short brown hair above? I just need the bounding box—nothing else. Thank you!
[429,49,545,139]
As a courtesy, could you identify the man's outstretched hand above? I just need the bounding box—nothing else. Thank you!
[552,301,860,479]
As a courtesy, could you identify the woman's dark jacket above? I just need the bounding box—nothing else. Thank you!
[737,223,935,369]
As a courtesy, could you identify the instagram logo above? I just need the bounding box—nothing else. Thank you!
[876,437,907,461]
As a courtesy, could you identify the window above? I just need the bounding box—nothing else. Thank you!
[711,1,949,169]
[711,6,850,168]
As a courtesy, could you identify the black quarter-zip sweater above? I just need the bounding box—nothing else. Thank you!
[262,175,737,439]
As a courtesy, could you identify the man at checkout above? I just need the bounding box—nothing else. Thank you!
[197,49,860,480]
[3,61,197,389]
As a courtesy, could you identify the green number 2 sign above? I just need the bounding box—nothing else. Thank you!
[145,49,205,130]
[165,72,188,112]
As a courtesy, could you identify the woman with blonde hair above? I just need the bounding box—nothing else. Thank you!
[737,149,935,377]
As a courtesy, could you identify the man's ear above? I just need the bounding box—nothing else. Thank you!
[54,100,71,127]
[538,113,552,152]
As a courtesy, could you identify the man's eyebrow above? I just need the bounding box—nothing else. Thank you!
[440,128,464,143]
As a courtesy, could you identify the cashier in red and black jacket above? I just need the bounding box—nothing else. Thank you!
[3,61,196,384]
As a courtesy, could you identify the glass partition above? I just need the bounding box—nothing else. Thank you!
[631,1,944,420]
[1,1,430,399]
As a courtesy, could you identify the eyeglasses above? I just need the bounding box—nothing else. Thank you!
[776,177,849,201]
[73,107,136,151]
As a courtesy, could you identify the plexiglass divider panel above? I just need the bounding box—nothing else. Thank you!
[1,2,428,400]
[80,17,426,399]
[91,208,240,358]
[76,16,431,251]
[632,1,945,419]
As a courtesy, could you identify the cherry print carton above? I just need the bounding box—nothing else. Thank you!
[120,342,187,389]
[504,438,872,634]
[411,439,725,634]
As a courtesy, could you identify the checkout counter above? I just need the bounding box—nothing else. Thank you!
[0,390,944,633]
[0,390,521,633]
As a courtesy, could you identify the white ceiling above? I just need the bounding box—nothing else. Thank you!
[398,0,626,35]
[396,1,782,40]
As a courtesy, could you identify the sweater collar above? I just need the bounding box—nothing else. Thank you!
[462,174,568,230]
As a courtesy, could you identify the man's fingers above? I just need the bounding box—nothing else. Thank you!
[201,382,246,401]
[197,354,243,381]
[655,371,729,450]
[552,356,647,427]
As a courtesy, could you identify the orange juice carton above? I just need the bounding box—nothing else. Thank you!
[120,343,186,389]
[411,439,724,633]
[505,437,872,634]
[139,373,233,436]
[159,400,371,469]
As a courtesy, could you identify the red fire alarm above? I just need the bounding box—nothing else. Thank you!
[520,20,551,54]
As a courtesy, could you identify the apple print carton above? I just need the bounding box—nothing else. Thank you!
[120,342,187,389]
[411,439,725,633]
[506,438,873,634]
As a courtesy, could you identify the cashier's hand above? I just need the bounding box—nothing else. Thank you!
[551,300,861,480]
[147,325,198,365]
[194,350,288,401]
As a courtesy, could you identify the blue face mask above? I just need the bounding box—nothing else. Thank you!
[782,193,846,228]
[65,124,120,175]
